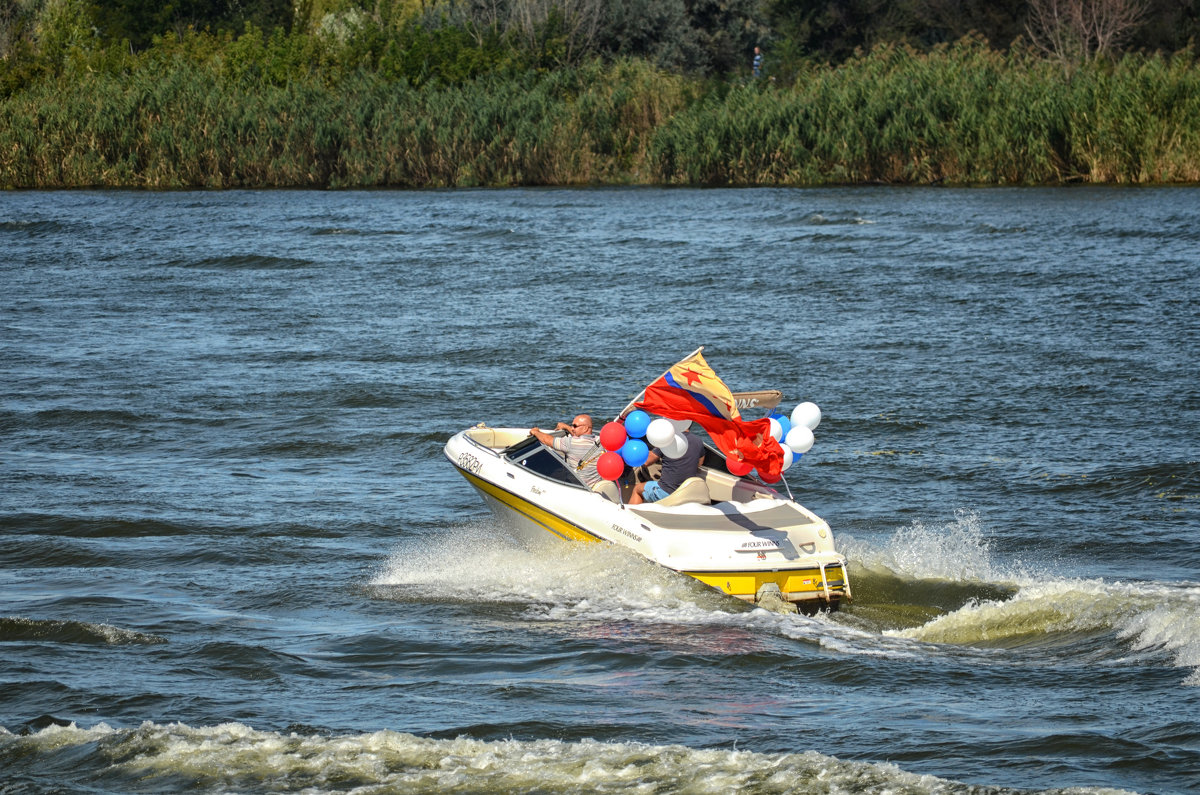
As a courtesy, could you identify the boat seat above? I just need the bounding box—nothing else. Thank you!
[591,480,620,502]
[464,425,531,450]
[655,476,710,507]
[700,466,778,503]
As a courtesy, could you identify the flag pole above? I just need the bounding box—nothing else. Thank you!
[779,470,795,501]
[615,345,705,421]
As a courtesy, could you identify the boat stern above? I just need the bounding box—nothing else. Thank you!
[630,499,852,611]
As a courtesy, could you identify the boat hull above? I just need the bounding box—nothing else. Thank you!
[445,428,850,610]
[459,466,604,545]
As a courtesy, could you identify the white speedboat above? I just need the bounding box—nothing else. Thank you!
[442,351,851,611]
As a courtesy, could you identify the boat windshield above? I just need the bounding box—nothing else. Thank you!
[502,435,541,458]
[504,436,584,487]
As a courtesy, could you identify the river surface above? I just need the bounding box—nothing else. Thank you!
[1,187,1197,794]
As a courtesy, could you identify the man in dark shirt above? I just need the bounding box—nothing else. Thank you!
[629,431,703,504]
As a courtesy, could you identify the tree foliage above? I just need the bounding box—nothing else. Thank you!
[4,0,1196,87]
[763,0,1198,65]
[1,0,1198,189]
[91,0,293,49]
[763,0,1031,63]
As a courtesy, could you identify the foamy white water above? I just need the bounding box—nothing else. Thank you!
[883,579,1200,683]
[0,721,1139,794]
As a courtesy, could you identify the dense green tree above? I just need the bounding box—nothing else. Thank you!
[90,0,292,50]
[765,0,1197,63]
[1,1,32,59]
[596,0,700,69]
[906,0,1030,47]
[7,0,1197,75]
[1127,0,1200,53]
[764,0,1029,62]
[33,0,93,63]
[683,0,770,74]
[406,0,767,73]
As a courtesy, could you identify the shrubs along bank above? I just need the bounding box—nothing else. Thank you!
[1,36,1198,188]
[651,43,1200,186]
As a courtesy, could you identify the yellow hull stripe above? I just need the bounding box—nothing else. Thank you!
[455,466,602,543]
[687,567,847,601]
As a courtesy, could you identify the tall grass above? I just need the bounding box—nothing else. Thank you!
[1,37,1196,188]
[649,40,1200,185]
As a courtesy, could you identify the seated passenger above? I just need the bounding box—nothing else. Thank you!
[630,431,702,504]
[529,414,602,487]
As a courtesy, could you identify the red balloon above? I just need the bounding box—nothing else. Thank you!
[597,451,625,481]
[599,422,627,452]
[727,457,753,477]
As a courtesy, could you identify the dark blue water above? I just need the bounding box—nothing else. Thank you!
[2,187,1197,794]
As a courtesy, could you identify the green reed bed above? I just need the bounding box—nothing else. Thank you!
[0,55,685,188]
[1064,53,1200,183]
[0,39,1196,188]
[650,41,1200,185]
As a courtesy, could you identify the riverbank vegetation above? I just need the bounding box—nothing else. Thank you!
[1,0,1198,188]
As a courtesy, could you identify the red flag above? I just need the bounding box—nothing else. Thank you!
[634,352,784,482]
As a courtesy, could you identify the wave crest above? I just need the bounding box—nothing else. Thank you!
[0,720,1138,794]
[0,617,166,646]
[887,580,1200,684]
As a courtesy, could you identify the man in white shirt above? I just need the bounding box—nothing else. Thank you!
[529,414,601,486]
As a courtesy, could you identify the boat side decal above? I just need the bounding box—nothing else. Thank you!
[456,450,482,475]
[453,465,603,544]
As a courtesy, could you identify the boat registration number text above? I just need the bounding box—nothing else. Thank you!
[457,452,482,474]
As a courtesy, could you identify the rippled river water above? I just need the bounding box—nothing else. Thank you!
[1,187,1198,794]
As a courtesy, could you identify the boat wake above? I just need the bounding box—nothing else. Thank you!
[372,519,733,614]
[885,579,1200,685]
[840,511,1200,686]
[374,521,927,661]
[0,720,1138,795]
[378,510,1200,686]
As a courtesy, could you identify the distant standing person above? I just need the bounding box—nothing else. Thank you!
[752,46,763,79]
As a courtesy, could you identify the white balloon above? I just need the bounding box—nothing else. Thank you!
[781,446,795,471]
[791,401,821,431]
[768,417,783,441]
[662,433,688,459]
[667,418,692,432]
[646,418,675,448]
[785,425,814,454]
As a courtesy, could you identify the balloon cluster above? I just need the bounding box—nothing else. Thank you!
[595,409,692,482]
[729,401,822,480]
[777,401,821,469]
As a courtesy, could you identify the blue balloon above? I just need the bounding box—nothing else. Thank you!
[620,438,650,467]
[770,412,791,441]
[624,410,651,439]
